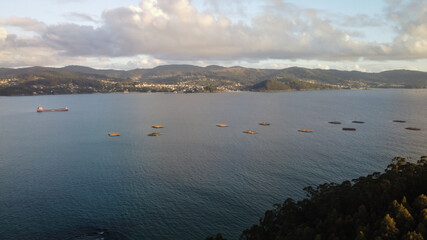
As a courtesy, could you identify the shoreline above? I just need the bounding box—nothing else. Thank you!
[2,87,426,97]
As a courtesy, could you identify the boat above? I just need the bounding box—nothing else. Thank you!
[393,120,406,123]
[258,122,270,126]
[298,129,313,133]
[152,125,164,129]
[243,130,258,134]
[216,124,229,127]
[328,121,341,124]
[108,132,120,137]
[342,128,356,131]
[37,106,68,112]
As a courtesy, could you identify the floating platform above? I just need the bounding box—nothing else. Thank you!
[405,127,421,131]
[258,122,270,126]
[342,128,356,131]
[152,125,164,129]
[352,121,365,124]
[216,124,229,127]
[243,130,258,134]
[108,132,120,137]
[298,129,313,133]
[148,132,162,136]
[328,121,341,124]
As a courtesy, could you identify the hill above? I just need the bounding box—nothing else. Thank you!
[252,79,337,91]
[1,65,426,95]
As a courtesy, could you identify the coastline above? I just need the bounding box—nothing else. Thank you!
[2,87,426,97]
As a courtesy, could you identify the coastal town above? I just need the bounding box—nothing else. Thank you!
[0,77,244,95]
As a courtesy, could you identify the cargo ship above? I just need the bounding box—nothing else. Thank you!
[37,106,69,112]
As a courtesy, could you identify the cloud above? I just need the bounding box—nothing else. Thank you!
[94,0,394,61]
[316,64,330,70]
[42,23,117,56]
[125,57,167,69]
[0,27,7,41]
[0,0,426,69]
[385,0,427,59]
[334,14,386,28]
[0,17,46,33]
[65,12,98,23]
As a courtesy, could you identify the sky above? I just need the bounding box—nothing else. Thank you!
[0,0,426,72]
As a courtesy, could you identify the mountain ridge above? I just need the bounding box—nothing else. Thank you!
[1,65,426,95]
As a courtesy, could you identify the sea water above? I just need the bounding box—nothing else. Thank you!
[0,89,426,239]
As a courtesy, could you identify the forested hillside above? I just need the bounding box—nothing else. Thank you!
[207,156,427,240]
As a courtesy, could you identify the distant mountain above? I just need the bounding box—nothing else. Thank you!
[0,65,426,96]
[60,65,129,79]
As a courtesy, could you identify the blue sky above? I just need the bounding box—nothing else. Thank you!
[0,0,426,72]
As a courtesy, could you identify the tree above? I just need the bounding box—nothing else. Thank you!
[223,157,427,240]
[379,214,399,240]
[390,200,415,231]
[355,230,368,240]
[402,231,424,240]
[414,195,427,211]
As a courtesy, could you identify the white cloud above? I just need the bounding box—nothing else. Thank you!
[0,0,426,70]
[0,27,7,41]
[316,64,330,70]
[0,17,46,33]
[385,0,427,58]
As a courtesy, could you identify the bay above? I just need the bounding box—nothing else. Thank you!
[0,89,426,239]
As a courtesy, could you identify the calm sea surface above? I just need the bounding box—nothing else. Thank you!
[0,89,426,239]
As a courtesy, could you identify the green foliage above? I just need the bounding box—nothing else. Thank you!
[380,214,399,240]
[234,157,427,240]
[402,231,424,240]
[251,79,334,91]
[414,195,427,211]
[252,79,290,91]
[203,85,218,93]
[355,230,368,240]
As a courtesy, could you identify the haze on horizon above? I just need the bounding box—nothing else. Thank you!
[0,0,426,72]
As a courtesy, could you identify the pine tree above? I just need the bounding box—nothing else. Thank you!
[379,214,399,240]
[401,231,424,240]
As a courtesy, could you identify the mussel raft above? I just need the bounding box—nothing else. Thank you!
[243,130,258,134]
[405,127,421,131]
[298,129,313,133]
[148,132,162,136]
